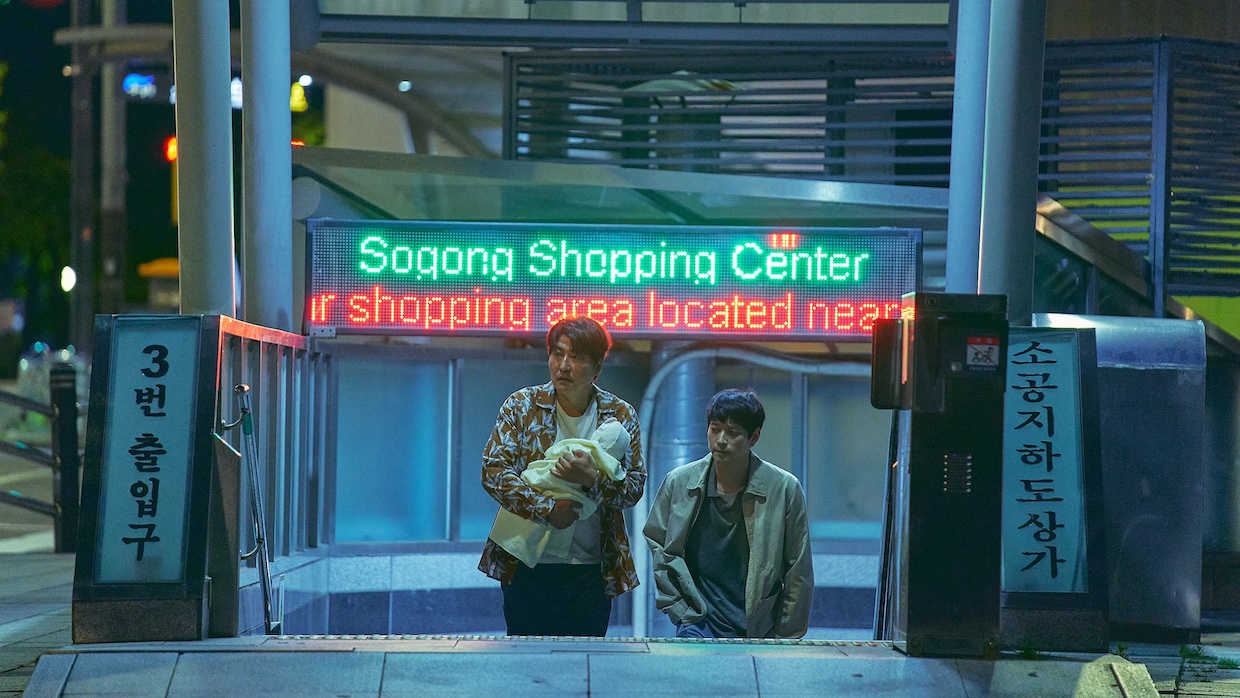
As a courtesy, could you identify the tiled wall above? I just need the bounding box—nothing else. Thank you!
[238,554,331,636]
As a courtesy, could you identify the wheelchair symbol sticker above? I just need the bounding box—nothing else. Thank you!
[967,336,1001,370]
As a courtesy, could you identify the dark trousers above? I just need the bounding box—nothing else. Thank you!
[501,563,612,636]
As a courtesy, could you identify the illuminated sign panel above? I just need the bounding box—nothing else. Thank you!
[305,220,921,341]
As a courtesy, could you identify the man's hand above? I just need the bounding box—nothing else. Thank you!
[552,449,599,488]
[547,499,582,529]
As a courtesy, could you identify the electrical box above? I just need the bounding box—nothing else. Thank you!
[873,292,1008,658]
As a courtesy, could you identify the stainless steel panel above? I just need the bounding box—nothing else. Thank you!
[1035,313,1205,639]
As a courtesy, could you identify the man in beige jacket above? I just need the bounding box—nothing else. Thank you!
[643,389,813,639]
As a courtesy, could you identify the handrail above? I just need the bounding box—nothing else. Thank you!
[220,316,309,350]
[0,363,82,552]
[0,440,55,468]
[0,391,54,418]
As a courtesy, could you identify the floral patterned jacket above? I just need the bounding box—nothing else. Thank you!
[478,381,645,597]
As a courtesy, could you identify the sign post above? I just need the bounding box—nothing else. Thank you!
[73,315,220,643]
[1000,327,1108,651]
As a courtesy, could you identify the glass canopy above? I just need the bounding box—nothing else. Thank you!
[291,145,950,231]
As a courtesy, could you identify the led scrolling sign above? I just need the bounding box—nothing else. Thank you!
[305,220,921,341]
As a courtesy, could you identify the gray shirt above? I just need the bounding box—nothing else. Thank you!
[684,464,750,637]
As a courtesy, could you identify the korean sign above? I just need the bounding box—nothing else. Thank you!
[1002,328,1089,593]
[94,316,201,584]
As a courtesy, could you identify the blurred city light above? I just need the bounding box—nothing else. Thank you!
[60,266,76,293]
[290,83,309,112]
[122,73,157,99]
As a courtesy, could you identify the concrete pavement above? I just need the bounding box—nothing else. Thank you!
[0,552,1197,698]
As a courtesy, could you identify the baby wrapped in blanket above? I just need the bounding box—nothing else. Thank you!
[488,419,630,567]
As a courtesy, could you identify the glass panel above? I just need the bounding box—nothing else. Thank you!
[806,374,891,541]
[458,359,549,541]
[293,149,951,230]
[642,2,948,24]
[1033,238,1091,315]
[306,164,679,224]
[713,361,792,473]
[320,0,528,18]
[335,357,449,541]
[637,189,946,229]
[457,353,651,541]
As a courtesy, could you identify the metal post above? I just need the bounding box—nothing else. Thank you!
[98,0,128,315]
[944,0,991,294]
[172,0,237,316]
[241,0,293,330]
[50,362,81,553]
[1149,39,1173,319]
[977,0,1047,326]
[234,383,279,633]
[69,0,97,350]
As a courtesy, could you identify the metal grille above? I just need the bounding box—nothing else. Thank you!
[1040,39,1240,301]
[507,38,1240,300]
[506,49,956,183]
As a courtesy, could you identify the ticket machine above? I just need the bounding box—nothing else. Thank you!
[872,292,1008,658]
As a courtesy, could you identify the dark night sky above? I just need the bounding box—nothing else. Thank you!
[0,2,74,160]
[0,1,186,309]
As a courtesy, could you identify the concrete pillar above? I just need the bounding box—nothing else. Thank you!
[978,0,1047,326]
[944,0,991,294]
[98,0,127,315]
[172,0,236,316]
[241,0,293,330]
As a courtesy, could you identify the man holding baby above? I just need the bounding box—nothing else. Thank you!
[478,316,645,637]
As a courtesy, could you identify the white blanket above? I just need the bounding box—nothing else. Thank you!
[488,421,628,567]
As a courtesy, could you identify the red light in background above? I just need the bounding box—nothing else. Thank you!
[767,231,800,249]
[166,135,305,161]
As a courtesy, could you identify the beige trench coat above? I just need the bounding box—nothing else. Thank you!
[643,452,814,638]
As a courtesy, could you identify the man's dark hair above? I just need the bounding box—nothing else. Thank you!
[546,317,612,368]
[706,389,765,436]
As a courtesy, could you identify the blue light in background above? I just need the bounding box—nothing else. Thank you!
[122,73,157,99]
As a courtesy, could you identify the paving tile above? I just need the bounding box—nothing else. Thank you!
[6,583,74,605]
[646,641,844,657]
[0,603,63,626]
[166,650,385,696]
[0,646,45,672]
[589,652,758,697]
[62,651,178,697]
[0,613,71,646]
[17,653,74,698]
[381,652,588,697]
[1177,683,1240,697]
[756,655,970,698]
[0,679,32,694]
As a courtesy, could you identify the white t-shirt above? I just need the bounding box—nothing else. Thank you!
[539,399,603,565]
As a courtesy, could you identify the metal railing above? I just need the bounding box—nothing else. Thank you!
[0,363,83,552]
[213,317,332,634]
